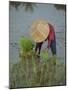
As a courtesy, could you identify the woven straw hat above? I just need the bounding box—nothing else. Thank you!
[30,19,49,42]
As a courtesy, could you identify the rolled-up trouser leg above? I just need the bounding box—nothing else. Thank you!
[38,42,43,55]
[35,43,38,53]
[50,39,56,55]
[35,42,43,55]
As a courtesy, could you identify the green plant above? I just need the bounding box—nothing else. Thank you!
[19,37,34,52]
[10,55,65,89]
[40,50,48,63]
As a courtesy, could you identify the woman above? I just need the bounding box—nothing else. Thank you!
[35,23,56,56]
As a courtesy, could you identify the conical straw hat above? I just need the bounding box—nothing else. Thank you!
[30,19,49,42]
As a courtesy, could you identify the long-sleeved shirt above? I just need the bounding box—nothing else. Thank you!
[47,23,55,48]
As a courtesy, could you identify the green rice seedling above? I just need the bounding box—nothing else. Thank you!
[19,37,34,52]
[10,55,65,88]
[18,37,34,60]
[40,50,48,63]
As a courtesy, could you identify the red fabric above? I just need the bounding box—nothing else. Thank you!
[47,23,55,48]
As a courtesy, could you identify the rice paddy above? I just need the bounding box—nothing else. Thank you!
[9,50,66,89]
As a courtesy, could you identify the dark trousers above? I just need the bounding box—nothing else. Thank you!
[35,42,43,55]
[35,39,56,55]
[50,39,56,55]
